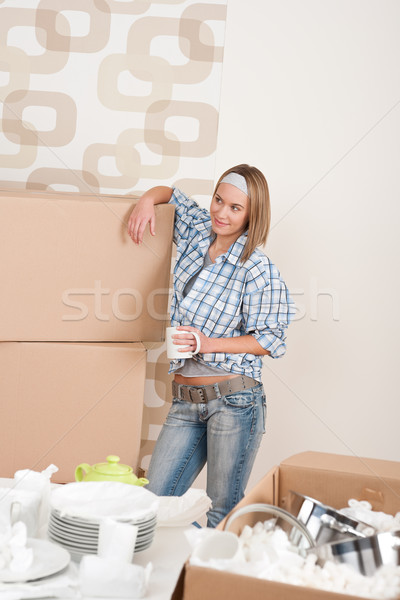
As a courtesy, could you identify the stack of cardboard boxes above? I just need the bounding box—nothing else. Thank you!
[0,188,175,483]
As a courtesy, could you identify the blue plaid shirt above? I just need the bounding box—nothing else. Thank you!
[169,188,295,381]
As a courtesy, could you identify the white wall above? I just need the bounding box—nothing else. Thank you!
[213,0,400,489]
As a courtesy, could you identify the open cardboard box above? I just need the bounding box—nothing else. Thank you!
[172,451,400,600]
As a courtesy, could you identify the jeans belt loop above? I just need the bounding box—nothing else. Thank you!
[213,382,222,399]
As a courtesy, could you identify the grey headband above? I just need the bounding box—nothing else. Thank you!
[220,172,248,196]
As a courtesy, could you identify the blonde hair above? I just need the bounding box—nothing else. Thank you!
[214,164,271,262]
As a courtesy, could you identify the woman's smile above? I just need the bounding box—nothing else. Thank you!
[214,217,229,227]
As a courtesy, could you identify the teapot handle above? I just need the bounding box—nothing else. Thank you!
[75,463,92,482]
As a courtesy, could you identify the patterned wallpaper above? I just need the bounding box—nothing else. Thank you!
[0,0,227,472]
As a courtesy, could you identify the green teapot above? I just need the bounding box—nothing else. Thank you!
[75,455,149,486]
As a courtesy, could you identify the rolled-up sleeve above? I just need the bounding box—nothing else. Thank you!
[242,262,295,358]
[169,187,210,245]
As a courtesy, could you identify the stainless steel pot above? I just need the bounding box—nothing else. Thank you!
[285,491,375,547]
[308,530,400,577]
[223,503,316,552]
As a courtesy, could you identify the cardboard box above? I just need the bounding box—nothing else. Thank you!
[0,189,174,341]
[0,341,147,483]
[172,451,400,600]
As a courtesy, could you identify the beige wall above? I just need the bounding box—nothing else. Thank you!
[210,0,400,492]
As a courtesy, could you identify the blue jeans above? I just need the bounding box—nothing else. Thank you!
[146,383,266,528]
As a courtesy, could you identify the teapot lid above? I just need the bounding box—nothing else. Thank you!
[93,455,132,476]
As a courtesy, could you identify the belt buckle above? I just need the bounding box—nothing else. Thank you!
[189,386,205,403]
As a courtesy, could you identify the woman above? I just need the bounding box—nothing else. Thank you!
[128,164,294,527]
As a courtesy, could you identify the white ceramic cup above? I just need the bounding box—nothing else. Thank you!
[166,326,201,359]
[0,489,41,537]
[191,531,242,562]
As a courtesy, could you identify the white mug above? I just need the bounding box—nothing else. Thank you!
[0,489,41,537]
[166,326,201,359]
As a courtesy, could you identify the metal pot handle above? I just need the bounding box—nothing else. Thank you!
[319,514,373,538]
[223,503,316,549]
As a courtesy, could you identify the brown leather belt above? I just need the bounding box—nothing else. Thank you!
[172,375,258,404]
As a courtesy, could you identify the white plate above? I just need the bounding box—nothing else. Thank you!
[51,509,157,529]
[137,526,156,537]
[48,525,98,546]
[51,515,155,535]
[135,541,153,552]
[48,520,99,540]
[51,510,155,527]
[131,514,158,526]
[48,531,98,552]
[136,517,157,528]
[137,535,155,545]
[48,533,98,551]
[48,519,99,540]
[0,538,70,583]
[51,511,100,530]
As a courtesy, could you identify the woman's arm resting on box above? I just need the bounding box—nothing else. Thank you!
[128,186,173,244]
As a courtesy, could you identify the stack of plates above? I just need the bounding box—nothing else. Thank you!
[48,508,157,561]
[47,482,159,562]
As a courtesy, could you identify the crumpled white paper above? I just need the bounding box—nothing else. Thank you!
[79,518,152,598]
[339,499,400,533]
[157,488,212,527]
[79,556,152,599]
[0,562,79,600]
[97,518,138,563]
[188,517,400,599]
[50,481,159,522]
[0,522,33,574]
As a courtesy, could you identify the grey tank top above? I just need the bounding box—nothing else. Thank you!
[175,251,226,378]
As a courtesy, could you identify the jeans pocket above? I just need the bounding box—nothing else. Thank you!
[223,389,255,409]
[169,396,186,414]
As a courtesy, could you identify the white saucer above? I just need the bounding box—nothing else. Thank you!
[0,539,70,583]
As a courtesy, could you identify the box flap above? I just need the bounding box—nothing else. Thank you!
[279,451,400,514]
[178,564,370,600]
[281,451,400,479]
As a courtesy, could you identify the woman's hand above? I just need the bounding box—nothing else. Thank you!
[127,186,173,244]
[174,326,214,354]
[128,196,156,245]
